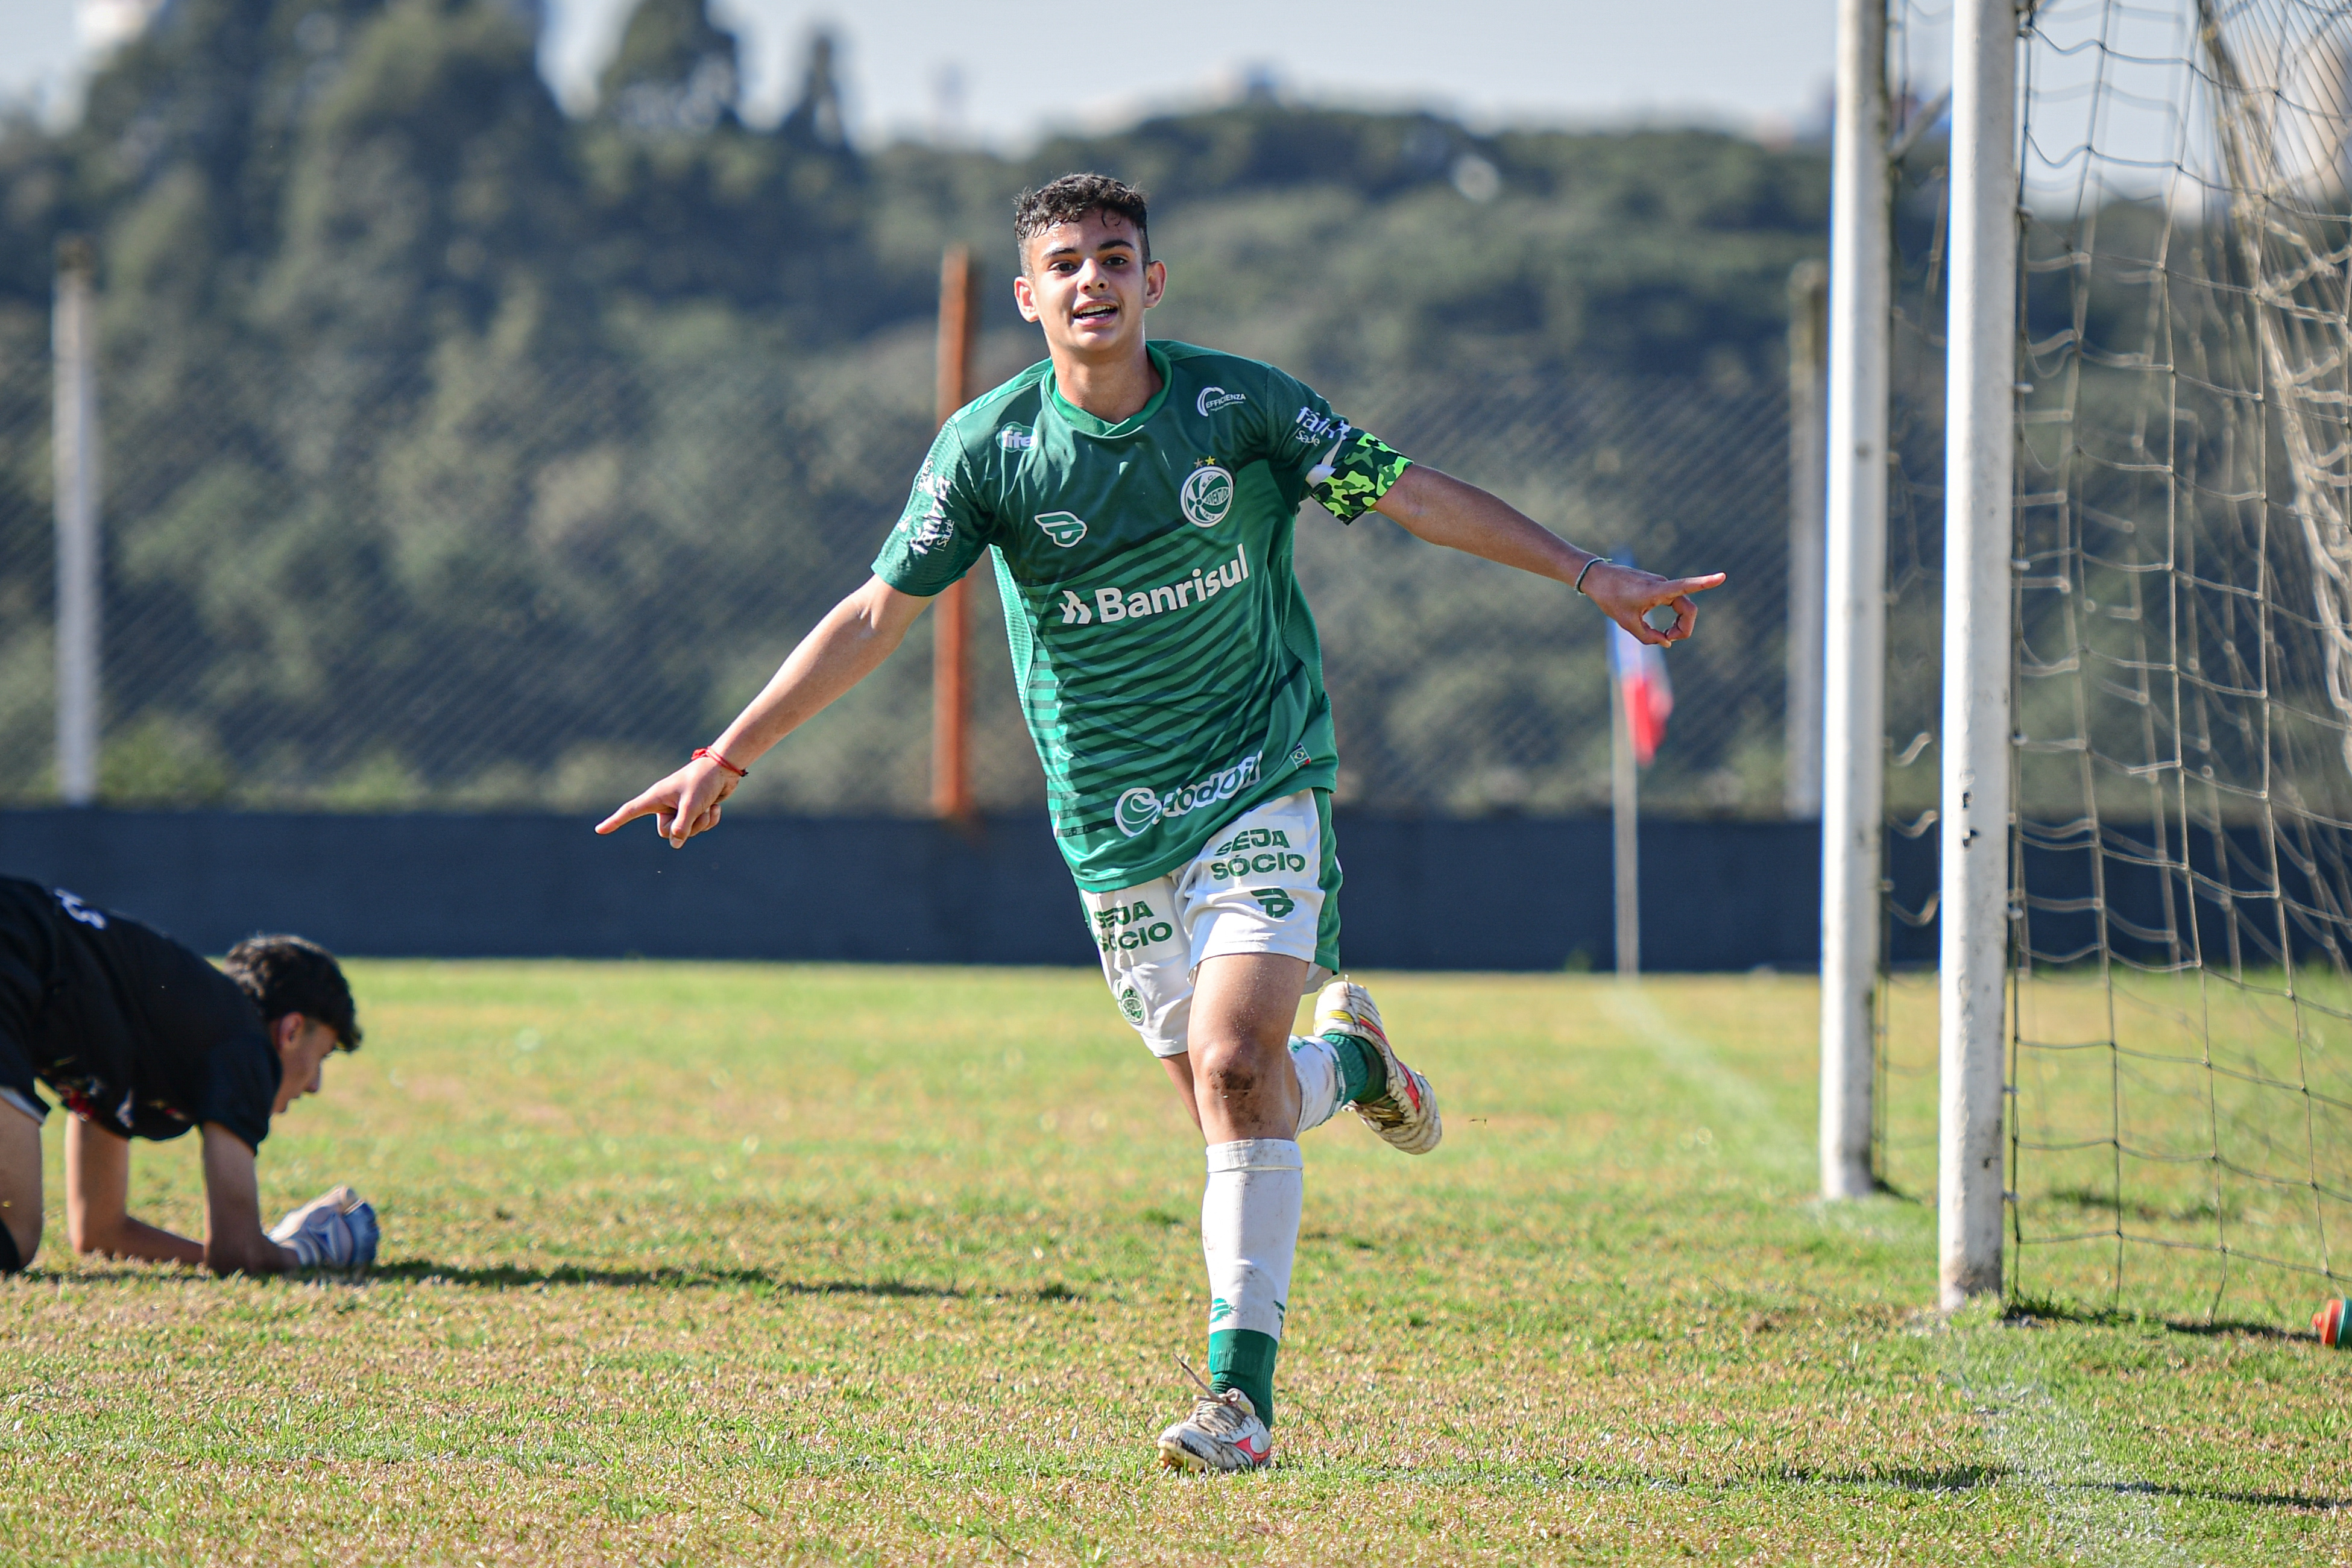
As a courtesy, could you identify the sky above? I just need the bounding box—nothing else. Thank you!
[0,0,1841,145]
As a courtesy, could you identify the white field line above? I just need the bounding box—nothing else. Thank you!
[1605,989,2178,1555]
[1945,1317,2189,1567]
[1601,984,1808,1179]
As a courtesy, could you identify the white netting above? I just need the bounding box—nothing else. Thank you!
[1885,0,2352,1321]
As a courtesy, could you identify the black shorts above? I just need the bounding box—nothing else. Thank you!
[0,884,54,1126]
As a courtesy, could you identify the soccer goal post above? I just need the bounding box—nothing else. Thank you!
[1820,0,1895,1204]
[1875,0,2352,1324]
[1937,0,2019,1309]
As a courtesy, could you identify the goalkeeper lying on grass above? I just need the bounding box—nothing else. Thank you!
[0,877,378,1276]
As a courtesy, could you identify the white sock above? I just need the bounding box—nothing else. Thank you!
[1288,1034,1345,1135]
[1202,1139,1303,1343]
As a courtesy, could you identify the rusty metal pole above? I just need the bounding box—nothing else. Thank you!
[53,236,100,807]
[930,244,982,821]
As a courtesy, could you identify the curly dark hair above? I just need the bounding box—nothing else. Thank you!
[1013,173,1150,272]
[222,934,362,1050]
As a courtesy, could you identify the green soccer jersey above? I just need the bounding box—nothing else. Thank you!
[871,339,1410,891]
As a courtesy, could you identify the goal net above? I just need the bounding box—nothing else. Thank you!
[1885,0,2352,1321]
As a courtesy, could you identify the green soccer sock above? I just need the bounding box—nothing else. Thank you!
[1208,1327,1280,1427]
[1323,1031,1389,1104]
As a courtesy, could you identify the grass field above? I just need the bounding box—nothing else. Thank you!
[1,963,2347,1564]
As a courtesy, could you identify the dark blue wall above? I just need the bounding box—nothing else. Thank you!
[0,811,1825,971]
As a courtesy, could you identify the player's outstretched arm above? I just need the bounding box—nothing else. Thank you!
[63,1115,205,1266]
[596,576,933,848]
[1370,464,1725,646]
[197,1124,300,1275]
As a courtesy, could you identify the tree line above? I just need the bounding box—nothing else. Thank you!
[0,0,1834,812]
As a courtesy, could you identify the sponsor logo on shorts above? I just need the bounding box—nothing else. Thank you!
[1114,753,1261,839]
[1208,826,1309,881]
[1248,888,1296,919]
[1093,900,1174,952]
[1180,465,1234,527]
[1056,545,1249,628]
[1034,511,1088,547]
[1196,386,1247,415]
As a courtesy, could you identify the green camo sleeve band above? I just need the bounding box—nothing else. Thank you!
[1308,430,1411,523]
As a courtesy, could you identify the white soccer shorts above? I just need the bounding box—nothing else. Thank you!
[1081,789,1343,1059]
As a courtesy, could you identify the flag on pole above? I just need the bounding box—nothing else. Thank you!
[1607,620,1674,767]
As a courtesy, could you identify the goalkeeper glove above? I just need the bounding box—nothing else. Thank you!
[268,1185,380,1272]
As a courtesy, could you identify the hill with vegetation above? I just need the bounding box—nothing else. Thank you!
[0,0,1832,813]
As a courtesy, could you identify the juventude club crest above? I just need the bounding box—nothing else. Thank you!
[1181,465,1234,527]
[1034,511,1088,547]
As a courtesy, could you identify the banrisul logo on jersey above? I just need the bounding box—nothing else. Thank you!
[1055,545,1248,626]
[1113,753,1263,838]
[1181,464,1234,527]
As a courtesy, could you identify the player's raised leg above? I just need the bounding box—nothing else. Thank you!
[1156,950,1302,1473]
[1316,978,1442,1154]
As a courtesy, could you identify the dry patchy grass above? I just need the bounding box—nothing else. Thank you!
[0,965,2344,1564]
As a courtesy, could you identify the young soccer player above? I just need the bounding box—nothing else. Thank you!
[598,173,1722,1470]
[0,877,380,1276]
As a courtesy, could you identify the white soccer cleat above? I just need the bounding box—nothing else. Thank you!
[268,1185,380,1273]
[1155,1385,1274,1473]
[1314,977,1442,1154]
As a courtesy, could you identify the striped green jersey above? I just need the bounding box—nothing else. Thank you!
[871,340,1410,891]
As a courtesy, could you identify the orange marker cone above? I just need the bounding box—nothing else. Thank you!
[2316,1299,2349,1347]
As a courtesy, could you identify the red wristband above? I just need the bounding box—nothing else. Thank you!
[692,746,746,778]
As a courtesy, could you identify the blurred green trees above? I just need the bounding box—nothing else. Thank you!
[0,0,1827,812]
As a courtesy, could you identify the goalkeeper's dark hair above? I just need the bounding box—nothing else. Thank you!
[1013,173,1150,272]
[223,934,362,1050]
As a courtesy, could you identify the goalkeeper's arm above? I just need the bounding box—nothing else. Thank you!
[67,1119,303,1273]
[64,1114,209,1266]
[198,1124,302,1275]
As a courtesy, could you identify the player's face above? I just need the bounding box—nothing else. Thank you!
[272,1016,341,1115]
[1015,210,1164,358]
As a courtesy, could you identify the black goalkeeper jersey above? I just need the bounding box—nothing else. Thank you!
[0,877,281,1149]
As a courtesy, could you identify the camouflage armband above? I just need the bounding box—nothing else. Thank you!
[1307,430,1411,523]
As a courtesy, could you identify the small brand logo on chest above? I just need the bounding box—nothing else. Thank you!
[1034,511,1088,547]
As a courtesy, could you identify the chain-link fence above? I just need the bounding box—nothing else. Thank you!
[0,321,1799,817]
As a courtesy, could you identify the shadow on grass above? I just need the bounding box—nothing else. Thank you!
[2053,1478,2351,1512]
[1799,1466,2344,1510]
[2004,1294,2306,1342]
[1797,1464,2010,1493]
[370,1258,1087,1303]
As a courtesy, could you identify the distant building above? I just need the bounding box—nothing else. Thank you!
[76,0,165,55]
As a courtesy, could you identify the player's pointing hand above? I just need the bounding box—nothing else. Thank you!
[1580,562,1726,646]
[595,755,739,848]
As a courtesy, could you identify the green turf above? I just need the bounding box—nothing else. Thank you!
[1,965,2345,1564]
